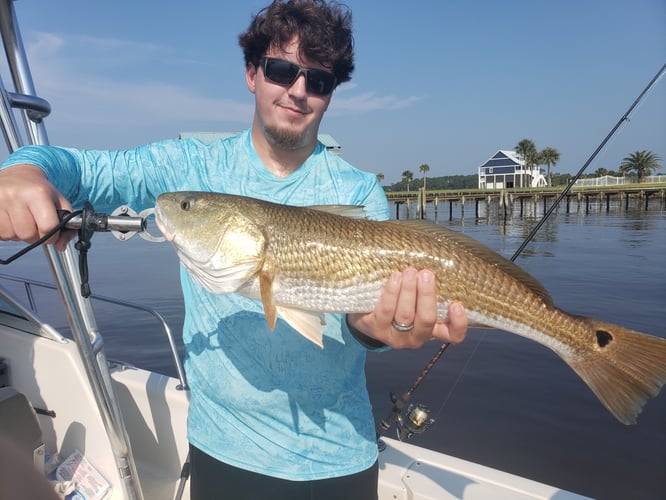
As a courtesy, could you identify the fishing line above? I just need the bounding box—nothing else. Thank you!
[432,332,485,420]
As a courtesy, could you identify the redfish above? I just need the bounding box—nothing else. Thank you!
[155,191,666,425]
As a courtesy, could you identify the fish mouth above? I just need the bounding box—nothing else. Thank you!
[153,205,176,242]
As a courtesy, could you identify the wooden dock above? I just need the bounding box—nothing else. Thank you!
[385,184,666,220]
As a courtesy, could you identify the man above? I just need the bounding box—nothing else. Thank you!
[0,1,467,498]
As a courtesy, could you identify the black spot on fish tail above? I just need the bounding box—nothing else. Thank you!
[569,320,666,424]
[596,330,613,348]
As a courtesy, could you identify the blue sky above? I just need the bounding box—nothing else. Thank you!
[3,0,664,184]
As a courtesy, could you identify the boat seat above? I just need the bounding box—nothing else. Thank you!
[0,386,45,472]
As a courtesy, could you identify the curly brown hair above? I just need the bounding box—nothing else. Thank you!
[238,0,354,87]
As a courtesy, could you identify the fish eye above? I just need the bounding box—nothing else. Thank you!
[180,198,193,211]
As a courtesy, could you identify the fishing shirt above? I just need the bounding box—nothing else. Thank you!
[0,129,390,480]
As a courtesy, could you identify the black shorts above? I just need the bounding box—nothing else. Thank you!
[189,444,379,500]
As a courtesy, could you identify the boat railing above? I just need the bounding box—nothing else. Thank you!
[0,0,146,498]
[0,272,188,389]
[0,275,67,342]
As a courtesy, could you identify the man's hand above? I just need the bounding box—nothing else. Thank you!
[347,267,468,349]
[0,164,74,250]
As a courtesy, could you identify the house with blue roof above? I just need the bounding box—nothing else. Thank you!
[477,150,547,189]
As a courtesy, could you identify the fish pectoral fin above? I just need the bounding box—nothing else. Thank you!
[256,268,324,347]
[259,271,277,330]
[276,306,325,348]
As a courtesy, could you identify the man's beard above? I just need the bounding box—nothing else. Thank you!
[264,124,307,150]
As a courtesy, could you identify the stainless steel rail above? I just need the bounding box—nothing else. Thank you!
[0,280,67,342]
[0,1,145,497]
[0,272,188,389]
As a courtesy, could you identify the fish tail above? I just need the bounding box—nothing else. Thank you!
[567,319,666,425]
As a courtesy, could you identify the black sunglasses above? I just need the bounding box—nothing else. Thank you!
[259,57,337,96]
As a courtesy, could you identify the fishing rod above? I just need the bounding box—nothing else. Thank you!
[511,62,665,261]
[375,62,666,443]
[375,343,449,444]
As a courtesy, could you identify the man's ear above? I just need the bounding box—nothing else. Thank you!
[246,62,257,94]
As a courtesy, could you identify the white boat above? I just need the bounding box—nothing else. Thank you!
[0,1,589,498]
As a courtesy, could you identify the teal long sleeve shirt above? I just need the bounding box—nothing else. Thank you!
[1,129,390,480]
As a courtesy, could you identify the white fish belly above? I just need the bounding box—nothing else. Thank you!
[273,277,383,312]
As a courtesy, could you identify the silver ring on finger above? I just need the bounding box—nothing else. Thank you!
[391,319,415,332]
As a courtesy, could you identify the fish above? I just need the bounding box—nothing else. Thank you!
[154,191,666,425]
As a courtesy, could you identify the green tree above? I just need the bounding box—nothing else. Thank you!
[539,146,560,186]
[619,150,662,183]
[402,170,414,192]
[419,163,430,191]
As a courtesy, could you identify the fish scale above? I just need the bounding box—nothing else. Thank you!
[264,207,476,312]
[155,191,666,425]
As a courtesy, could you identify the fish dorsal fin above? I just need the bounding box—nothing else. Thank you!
[307,205,368,219]
[259,271,277,330]
[390,220,554,306]
[276,306,325,348]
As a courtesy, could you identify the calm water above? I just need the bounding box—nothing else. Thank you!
[1,202,665,500]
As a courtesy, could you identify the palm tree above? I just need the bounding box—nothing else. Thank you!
[619,150,662,183]
[402,170,414,192]
[539,147,560,186]
[419,163,430,191]
[515,139,538,170]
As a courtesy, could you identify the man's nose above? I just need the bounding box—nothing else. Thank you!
[287,72,308,98]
